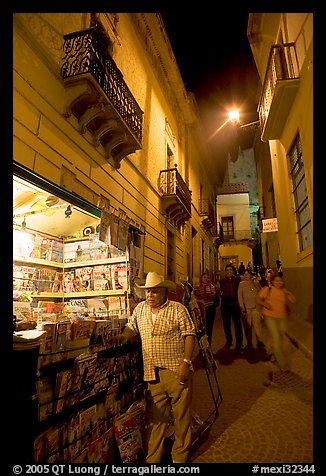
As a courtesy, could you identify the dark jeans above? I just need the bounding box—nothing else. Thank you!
[204,304,216,346]
[221,298,243,346]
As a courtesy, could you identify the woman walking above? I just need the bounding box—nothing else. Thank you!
[238,269,265,349]
[256,274,296,372]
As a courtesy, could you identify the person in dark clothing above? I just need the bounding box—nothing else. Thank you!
[238,262,246,276]
[194,272,218,347]
[219,264,243,351]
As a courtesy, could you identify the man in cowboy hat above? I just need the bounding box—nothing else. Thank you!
[117,271,196,463]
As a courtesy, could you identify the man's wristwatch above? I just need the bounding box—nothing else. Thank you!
[183,358,194,371]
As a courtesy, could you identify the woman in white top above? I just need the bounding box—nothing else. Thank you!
[238,269,265,349]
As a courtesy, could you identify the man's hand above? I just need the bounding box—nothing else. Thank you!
[177,361,193,385]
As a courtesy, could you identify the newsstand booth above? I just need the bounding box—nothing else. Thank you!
[12,165,146,464]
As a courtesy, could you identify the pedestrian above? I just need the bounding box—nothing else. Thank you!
[115,271,196,463]
[265,264,274,286]
[276,259,283,278]
[256,274,296,372]
[259,264,268,287]
[194,271,219,347]
[247,261,253,273]
[219,264,243,351]
[237,269,265,350]
[238,261,246,276]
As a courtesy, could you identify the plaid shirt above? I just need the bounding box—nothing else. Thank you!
[126,299,196,381]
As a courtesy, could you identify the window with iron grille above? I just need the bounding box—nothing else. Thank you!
[221,216,234,241]
[288,135,312,252]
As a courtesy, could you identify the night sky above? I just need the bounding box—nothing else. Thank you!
[160,11,261,177]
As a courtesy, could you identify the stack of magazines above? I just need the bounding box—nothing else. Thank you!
[13,329,46,350]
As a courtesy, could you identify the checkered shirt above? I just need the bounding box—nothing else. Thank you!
[126,299,196,381]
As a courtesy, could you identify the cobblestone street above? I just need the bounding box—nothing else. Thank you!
[189,310,313,464]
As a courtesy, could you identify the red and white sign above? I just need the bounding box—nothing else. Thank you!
[262,218,278,233]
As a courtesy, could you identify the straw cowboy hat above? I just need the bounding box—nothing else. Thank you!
[138,271,176,290]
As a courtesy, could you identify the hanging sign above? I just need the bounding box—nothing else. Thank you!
[262,218,278,233]
[99,207,111,244]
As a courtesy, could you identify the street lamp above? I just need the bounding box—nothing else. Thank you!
[228,108,260,129]
[207,109,259,143]
[228,109,240,123]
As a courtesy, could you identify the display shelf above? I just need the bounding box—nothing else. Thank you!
[20,289,127,299]
[13,256,63,268]
[64,257,127,268]
[30,292,65,299]
[64,290,127,298]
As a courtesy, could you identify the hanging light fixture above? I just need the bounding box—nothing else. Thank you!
[65,205,72,218]
[21,216,27,230]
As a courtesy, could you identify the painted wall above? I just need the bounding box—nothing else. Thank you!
[248,13,313,352]
[217,193,253,273]
[13,12,218,287]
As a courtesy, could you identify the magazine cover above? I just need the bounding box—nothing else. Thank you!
[86,298,108,318]
[13,300,32,321]
[39,322,57,354]
[68,412,81,461]
[113,400,146,463]
[74,267,93,290]
[90,320,113,350]
[105,380,120,419]
[36,377,54,422]
[34,423,66,463]
[93,357,115,394]
[69,353,98,406]
[70,319,94,340]
[54,369,73,414]
[65,299,88,320]
[80,353,99,399]
[112,264,128,290]
[79,404,98,451]
[55,320,71,351]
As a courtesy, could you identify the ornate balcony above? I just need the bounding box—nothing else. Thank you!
[213,222,224,248]
[216,182,249,195]
[159,168,191,229]
[61,27,143,169]
[223,229,252,243]
[199,198,216,233]
[258,43,300,141]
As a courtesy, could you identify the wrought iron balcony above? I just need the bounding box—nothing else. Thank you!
[258,42,300,141]
[223,229,252,242]
[216,182,249,195]
[61,27,143,169]
[199,198,216,232]
[213,222,224,248]
[159,168,192,229]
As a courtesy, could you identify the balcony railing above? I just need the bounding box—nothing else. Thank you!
[159,168,191,229]
[213,222,224,248]
[199,198,216,232]
[258,42,300,141]
[223,229,252,242]
[216,182,249,195]
[61,27,143,168]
